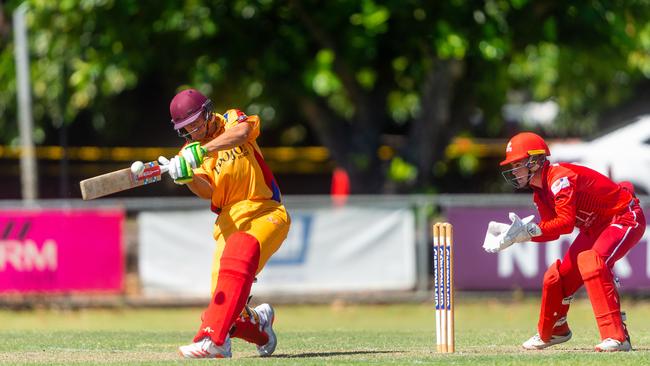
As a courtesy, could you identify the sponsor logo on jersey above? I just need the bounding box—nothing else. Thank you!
[576,209,597,228]
[214,145,250,175]
[224,109,249,123]
[236,110,248,122]
[551,176,570,195]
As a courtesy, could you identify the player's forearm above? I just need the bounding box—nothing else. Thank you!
[531,233,561,242]
[539,215,575,237]
[186,174,212,200]
[203,123,251,155]
[532,213,563,242]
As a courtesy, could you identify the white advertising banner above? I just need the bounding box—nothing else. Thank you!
[139,206,416,298]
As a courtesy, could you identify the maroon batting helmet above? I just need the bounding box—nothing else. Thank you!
[169,89,213,130]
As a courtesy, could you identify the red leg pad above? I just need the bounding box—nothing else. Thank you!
[538,260,568,342]
[230,307,269,346]
[577,249,625,341]
[194,232,260,345]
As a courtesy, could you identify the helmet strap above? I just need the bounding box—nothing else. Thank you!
[202,99,214,121]
[523,155,546,187]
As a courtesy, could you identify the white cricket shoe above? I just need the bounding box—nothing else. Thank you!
[522,331,572,350]
[178,336,232,358]
[595,338,632,352]
[254,303,277,357]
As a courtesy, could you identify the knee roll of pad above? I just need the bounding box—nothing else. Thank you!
[577,250,607,280]
[543,260,562,285]
[222,232,261,275]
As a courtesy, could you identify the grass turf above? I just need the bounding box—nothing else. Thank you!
[1,297,650,365]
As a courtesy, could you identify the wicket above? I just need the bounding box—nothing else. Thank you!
[433,222,454,353]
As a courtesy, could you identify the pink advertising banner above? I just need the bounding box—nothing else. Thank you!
[0,209,124,293]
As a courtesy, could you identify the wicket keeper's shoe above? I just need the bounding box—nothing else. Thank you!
[254,303,277,357]
[522,331,572,350]
[622,311,632,347]
[594,338,632,352]
[178,335,232,358]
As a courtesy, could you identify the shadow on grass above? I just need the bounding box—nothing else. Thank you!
[270,350,399,358]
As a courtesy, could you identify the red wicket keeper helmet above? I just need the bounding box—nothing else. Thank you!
[500,132,550,166]
[169,88,214,131]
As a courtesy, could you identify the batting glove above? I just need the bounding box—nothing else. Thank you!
[158,156,194,185]
[180,142,207,169]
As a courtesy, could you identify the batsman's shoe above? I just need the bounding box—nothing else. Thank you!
[254,303,277,357]
[178,336,232,359]
[522,331,572,350]
[595,338,632,352]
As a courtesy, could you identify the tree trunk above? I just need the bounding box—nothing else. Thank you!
[298,96,384,193]
[291,0,385,193]
[408,59,464,189]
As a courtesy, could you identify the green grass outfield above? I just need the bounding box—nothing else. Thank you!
[1,297,650,365]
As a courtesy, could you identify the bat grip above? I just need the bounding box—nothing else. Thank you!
[159,163,170,174]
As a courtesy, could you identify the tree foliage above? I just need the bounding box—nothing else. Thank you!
[0,0,648,192]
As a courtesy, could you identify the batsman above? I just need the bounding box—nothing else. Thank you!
[483,132,645,352]
[162,88,290,358]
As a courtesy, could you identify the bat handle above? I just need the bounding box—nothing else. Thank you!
[157,156,171,175]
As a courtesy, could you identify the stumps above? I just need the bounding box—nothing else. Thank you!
[433,222,454,353]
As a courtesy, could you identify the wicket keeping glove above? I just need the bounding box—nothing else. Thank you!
[499,212,542,248]
[482,221,510,253]
[180,142,207,169]
[158,156,194,184]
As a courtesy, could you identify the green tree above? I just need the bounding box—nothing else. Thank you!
[0,0,648,193]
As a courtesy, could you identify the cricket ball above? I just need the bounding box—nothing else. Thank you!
[130,161,145,175]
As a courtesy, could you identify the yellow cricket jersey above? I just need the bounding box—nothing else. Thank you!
[193,109,283,217]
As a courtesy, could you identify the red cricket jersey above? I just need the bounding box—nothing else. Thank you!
[531,162,634,242]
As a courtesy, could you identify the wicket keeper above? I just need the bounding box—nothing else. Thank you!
[162,88,290,358]
[483,132,645,352]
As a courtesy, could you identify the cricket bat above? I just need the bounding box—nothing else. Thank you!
[80,161,169,200]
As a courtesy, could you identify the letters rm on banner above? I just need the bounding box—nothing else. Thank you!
[0,209,124,293]
[447,206,650,291]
